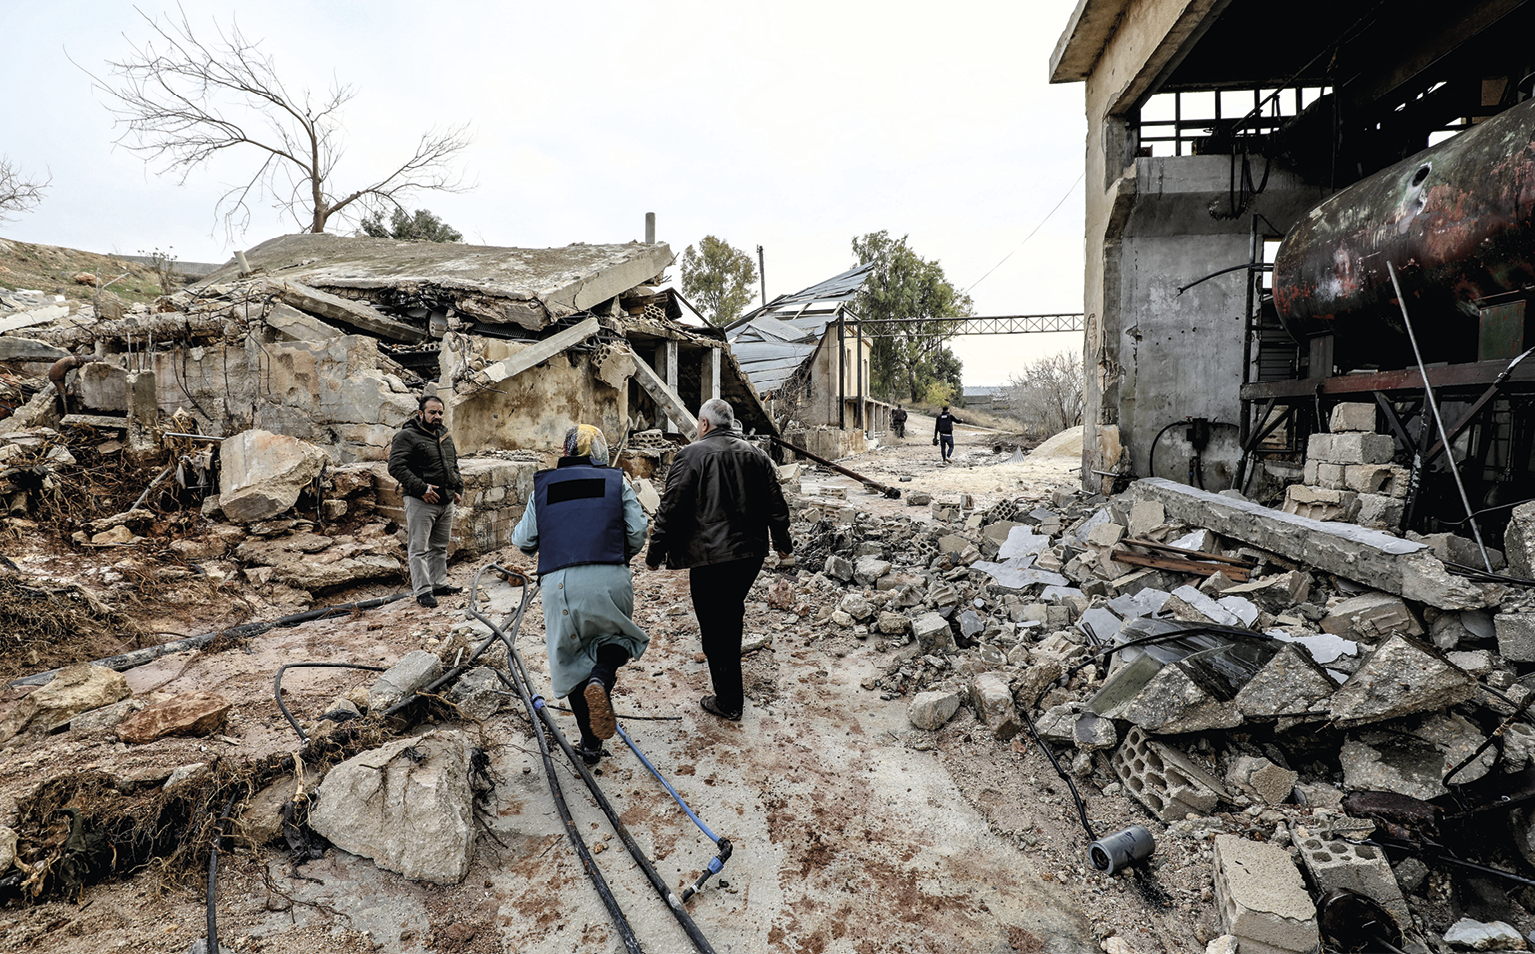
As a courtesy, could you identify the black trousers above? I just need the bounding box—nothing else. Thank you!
[689,556,764,713]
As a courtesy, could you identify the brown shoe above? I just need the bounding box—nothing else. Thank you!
[584,677,616,740]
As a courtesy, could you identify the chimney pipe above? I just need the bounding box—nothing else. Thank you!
[645,212,656,245]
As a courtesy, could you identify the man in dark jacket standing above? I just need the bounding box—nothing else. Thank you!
[933,405,960,464]
[646,398,792,721]
[388,395,464,608]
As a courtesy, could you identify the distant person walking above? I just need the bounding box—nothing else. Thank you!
[891,404,907,439]
[513,424,649,764]
[646,398,792,722]
[933,405,961,464]
[388,395,464,607]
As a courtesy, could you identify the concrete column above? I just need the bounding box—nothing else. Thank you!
[125,369,159,457]
[702,346,722,404]
[657,339,679,431]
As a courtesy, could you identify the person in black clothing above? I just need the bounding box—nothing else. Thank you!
[646,398,793,722]
[891,404,907,439]
[388,395,464,607]
[933,405,961,463]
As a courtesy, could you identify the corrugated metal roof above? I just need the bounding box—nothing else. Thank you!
[726,263,874,397]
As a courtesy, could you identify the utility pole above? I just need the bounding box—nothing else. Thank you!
[756,245,766,306]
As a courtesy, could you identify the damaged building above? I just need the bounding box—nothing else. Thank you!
[0,231,774,561]
[1052,0,1535,550]
[727,263,892,460]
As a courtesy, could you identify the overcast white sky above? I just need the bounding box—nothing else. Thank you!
[1,0,1086,387]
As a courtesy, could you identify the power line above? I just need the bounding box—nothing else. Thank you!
[965,171,1085,295]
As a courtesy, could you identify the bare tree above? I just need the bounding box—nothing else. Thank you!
[0,158,50,225]
[1007,350,1084,440]
[87,7,471,239]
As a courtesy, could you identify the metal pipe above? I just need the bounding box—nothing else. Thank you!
[1387,262,1493,570]
[767,435,901,498]
[130,463,176,511]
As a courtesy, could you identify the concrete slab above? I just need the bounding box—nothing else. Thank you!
[1131,478,1504,610]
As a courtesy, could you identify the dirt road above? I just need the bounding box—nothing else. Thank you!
[5,427,1191,954]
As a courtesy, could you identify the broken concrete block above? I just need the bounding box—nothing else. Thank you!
[1073,713,1116,751]
[1355,493,1405,529]
[875,611,910,635]
[1032,704,1078,743]
[1329,634,1475,727]
[853,556,892,586]
[309,730,474,884]
[1114,662,1242,735]
[1282,484,1360,522]
[908,690,962,730]
[1110,726,1227,822]
[1291,831,1408,932]
[114,692,231,744]
[968,672,1020,741]
[1127,500,1165,537]
[910,612,954,653]
[997,528,1052,562]
[905,491,931,507]
[219,429,332,523]
[1342,464,1397,494]
[1220,571,1310,612]
[1226,756,1297,805]
[1329,403,1377,433]
[1503,723,1535,773]
[1164,585,1244,628]
[0,664,132,743]
[1211,834,1320,954]
[1321,592,1423,640]
[1234,644,1336,719]
[1495,612,1535,663]
[1442,918,1524,951]
[839,593,873,621]
[369,650,444,712]
[447,667,502,722]
[823,554,853,582]
[1205,937,1240,954]
[1505,501,1535,580]
[1340,711,1495,800]
[1087,522,1125,548]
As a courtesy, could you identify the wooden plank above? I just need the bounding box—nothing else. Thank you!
[1120,537,1254,567]
[1111,549,1251,582]
[271,280,426,343]
[627,346,698,439]
[474,316,601,386]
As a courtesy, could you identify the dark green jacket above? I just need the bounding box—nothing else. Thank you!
[388,416,463,500]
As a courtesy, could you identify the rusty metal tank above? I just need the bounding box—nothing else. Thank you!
[1272,95,1535,370]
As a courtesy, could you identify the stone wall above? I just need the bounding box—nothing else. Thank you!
[369,457,539,559]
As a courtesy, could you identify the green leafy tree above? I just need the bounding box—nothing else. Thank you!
[851,231,972,402]
[360,207,463,243]
[680,236,758,327]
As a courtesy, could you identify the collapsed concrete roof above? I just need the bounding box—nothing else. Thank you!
[199,233,676,334]
[726,262,874,397]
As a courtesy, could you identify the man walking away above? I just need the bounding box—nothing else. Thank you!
[933,405,961,464]
[388,395,464,608]
[513,424,649,764]
[646,398,792,722]
[892,404,907,439]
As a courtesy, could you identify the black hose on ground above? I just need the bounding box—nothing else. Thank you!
[272,662,389,744]
[205,789,238,954]
[469,564,720,954]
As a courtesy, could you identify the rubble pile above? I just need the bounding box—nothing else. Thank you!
[769,463,1535,951]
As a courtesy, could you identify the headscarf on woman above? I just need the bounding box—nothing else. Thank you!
[563,424,609,466]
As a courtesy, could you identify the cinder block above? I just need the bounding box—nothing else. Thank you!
[1212,834,1320,954]
[1355,493,1405,529]
[1305,433,1334,463]
[1343,464,1394,494]
[1110,725,1227,821]
[1293,832,1408,930]
[1326,432,1395,465]
[1315,463,1345,490]
[1322,592,1422,639]
[1282,485,1359,522]
[1329,403,1377,433]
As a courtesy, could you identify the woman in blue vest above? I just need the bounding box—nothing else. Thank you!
[512,424,650,764]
